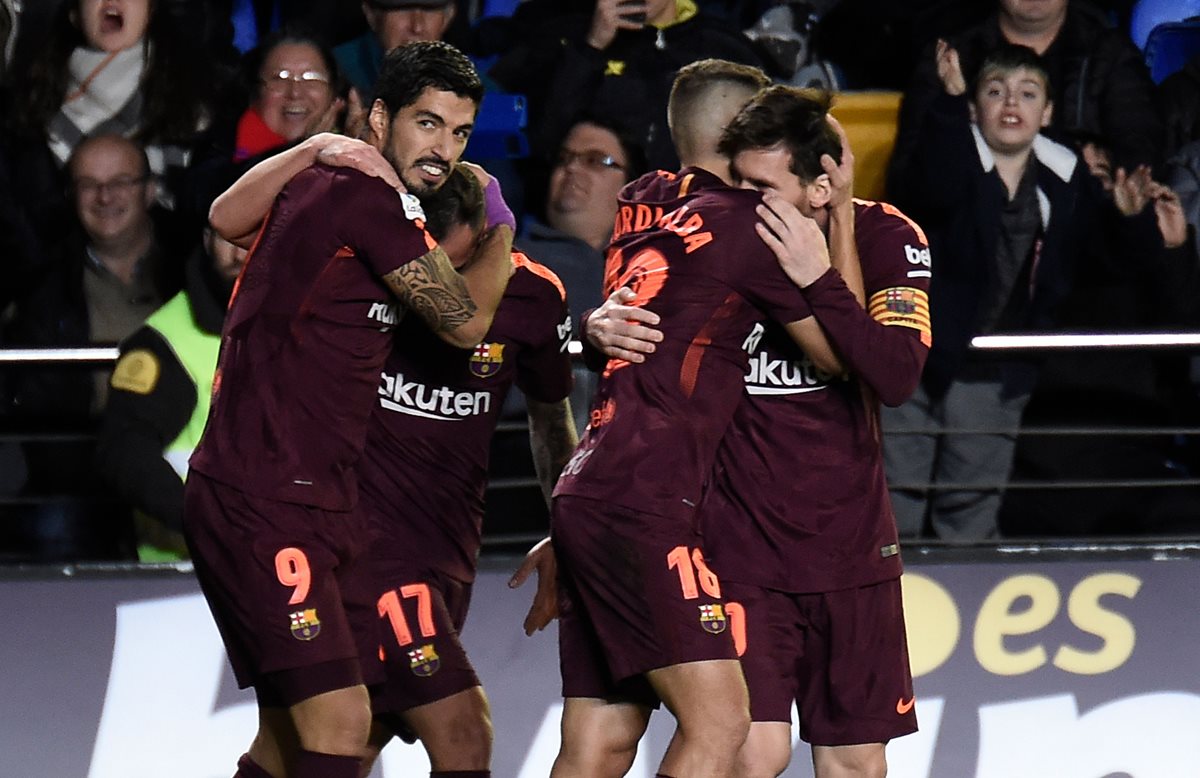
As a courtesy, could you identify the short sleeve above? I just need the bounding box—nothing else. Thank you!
[331,169,437,279]
[515,260,574,404]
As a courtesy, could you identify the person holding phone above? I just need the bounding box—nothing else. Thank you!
[489,0,764,171]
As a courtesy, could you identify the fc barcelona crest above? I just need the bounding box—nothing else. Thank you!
[408,643,441,677]
[289,609,321,641]
[698,603,727,634]
[469,342,505,378]
[884,288,918,314]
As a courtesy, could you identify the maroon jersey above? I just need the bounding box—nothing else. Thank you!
[703,199,932,593]
[553,168,812,521]
[190,165,436,510]
[358,253,573,582]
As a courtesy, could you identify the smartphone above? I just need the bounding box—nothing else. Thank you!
[619,1,646,24]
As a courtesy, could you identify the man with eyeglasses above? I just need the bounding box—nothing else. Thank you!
[7,133,174,419]
[517,115,646,432]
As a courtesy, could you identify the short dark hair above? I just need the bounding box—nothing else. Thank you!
[245,28,346,102]
[559,112,650,182]
[669,59,772,123]
[373,41,484,117]
[419,163,485,241]
[717,85,840,182]
[973,43,1052,97]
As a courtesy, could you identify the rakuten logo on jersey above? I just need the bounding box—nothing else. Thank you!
[378,371,492,420]
[741,323,830,396]
[368,301,400,329]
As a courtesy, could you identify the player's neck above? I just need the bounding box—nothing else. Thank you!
[683,154,732,185]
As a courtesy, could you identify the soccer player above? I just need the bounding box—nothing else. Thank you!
[590,86,931,777]
[185,42,511,778]
[547,60,843,778]
[357,165,577,776]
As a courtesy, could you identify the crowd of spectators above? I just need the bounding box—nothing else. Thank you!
[1,0,1199,560]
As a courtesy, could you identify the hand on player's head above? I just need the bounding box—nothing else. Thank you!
[821,115,854,211]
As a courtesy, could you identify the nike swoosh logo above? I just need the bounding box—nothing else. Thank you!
[896,696,916,715]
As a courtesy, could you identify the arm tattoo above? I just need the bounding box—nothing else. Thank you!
[528,398,579,505]
[384,247,476,333]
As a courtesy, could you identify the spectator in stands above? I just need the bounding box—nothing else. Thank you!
[4,134,180,510]
[334,0,458,96]
[1,0,217,307]
[1003,133,1200,537]
[233,32,345,161]
[181,30,346,217]
[96,227,245,562]
[888,0,1162,197]
[520,115,647,323]
[882,43,1157,541]
[517,113,647,432]
[7,134,178,421]
[489,0,764,171]
[1170,137,1200,260]
[1158,52,1200,160]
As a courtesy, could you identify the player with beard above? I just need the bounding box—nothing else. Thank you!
[186,42,512,778]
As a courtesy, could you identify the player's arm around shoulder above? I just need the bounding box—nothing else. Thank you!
[209,134,402,247]
[382,225,515,349]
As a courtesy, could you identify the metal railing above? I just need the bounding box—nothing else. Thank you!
[2,334,1199,558]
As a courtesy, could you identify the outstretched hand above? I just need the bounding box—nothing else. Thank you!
[508,537,558,636]
[308,133,405,194]
[1149,181,1188,249]
[935,38,967,97]
[587,0,647,50]
[585,286,663,362]
[1111,164,1154,216]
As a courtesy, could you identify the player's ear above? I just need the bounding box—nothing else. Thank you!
[808,174,832,210]
[367,99,390,145]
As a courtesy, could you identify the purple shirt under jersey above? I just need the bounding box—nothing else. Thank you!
[190,165,434,510]
[703,200,932,593]
[553,168,812,522]
[357,253,573,582]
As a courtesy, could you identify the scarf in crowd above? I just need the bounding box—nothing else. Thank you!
[47,42,194,203]
[233,106,286,162]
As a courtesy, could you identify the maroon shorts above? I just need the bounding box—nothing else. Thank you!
[365,557,481,717]
[552,495,737,700]
[183,472,379,706]
[724,578,917,746]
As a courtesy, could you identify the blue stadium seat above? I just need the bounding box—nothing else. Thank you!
[1144,18,1200,84]
[1131,0,1200,50]
[480,0,522,19]
[464,92,530,160]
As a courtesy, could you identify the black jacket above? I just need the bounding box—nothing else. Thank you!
[94,251,228,531]
[891,92,1140,398]
[490,10,762,170]
[889,3,1162,194]
[1157,54,1200,160]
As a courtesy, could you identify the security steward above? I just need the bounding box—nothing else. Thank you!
[96,228,246,561]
